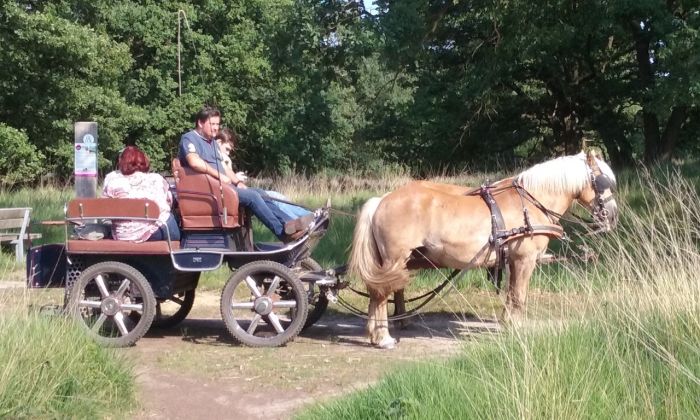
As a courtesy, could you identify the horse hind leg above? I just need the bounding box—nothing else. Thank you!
[367,291,396,349]
[366,298,377,340]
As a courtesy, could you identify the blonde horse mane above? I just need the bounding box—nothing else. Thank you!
[516,152,616,195]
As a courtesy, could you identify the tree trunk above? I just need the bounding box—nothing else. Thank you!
[632,22,662,163]
[659,106,688,161]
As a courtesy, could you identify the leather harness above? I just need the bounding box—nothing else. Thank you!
[468,180,565,291]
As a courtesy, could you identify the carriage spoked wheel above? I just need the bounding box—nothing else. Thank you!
[131,289,196,329]
[151,289,196,328]
[295,258,329,329]
[67,261,156,347]
[220,261,308,347]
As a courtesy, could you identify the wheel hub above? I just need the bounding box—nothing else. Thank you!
[101,297,121,316]
[253,297,273,315]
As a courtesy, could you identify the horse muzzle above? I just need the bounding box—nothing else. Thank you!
[595,199,618,232]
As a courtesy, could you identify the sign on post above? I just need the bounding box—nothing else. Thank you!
[74,122,98,198]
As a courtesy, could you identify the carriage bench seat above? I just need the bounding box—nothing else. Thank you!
[66,239,179,255]
[171,158,242,230]
[65,197,178,255]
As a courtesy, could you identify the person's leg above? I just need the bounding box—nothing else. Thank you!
[148,226,164,241]
[235,187,285,238]
[247,188,298,222]
[147,214,181,241]
[265,190,313,219]
[164,213,181,241]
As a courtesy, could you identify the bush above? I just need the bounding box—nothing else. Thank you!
[0,124,44,186]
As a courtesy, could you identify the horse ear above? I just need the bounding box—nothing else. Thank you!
[586,149,598,165]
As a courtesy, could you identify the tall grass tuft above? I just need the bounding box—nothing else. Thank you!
[0,294,136,418]
[297,171,700,419]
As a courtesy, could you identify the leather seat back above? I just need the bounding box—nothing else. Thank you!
[171,158,240,230]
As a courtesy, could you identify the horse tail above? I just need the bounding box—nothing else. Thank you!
[349,195,408,297]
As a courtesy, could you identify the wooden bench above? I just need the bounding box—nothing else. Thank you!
[0,207,42,262]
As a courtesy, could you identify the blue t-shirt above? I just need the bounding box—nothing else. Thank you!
[178,130,225,173]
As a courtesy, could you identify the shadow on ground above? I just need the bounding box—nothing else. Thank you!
[142,310,502,348]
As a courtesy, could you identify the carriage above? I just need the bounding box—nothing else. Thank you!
[26,159,344,348]
[26,151,618,349]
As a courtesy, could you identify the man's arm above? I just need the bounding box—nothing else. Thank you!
[222,164,247,188]
[185,153,232,184]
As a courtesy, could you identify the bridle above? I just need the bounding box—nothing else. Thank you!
[585,159,616,232]
[479,158,617,233]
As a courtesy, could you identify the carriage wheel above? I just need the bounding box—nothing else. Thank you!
[67,261,156,347]
[296,258,329,329]
[152,289,196,329]
[130,289,196,329]
[220,261,308,347]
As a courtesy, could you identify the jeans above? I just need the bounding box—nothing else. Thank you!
[264,191,312,219]
[235,187,288,238]
[148,214,181,241]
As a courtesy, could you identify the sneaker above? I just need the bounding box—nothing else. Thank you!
[282,228,307,243]
[284,214,314,235]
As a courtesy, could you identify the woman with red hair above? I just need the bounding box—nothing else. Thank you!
[102,146,180,242]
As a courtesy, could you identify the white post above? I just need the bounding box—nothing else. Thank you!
[74,122,98,198]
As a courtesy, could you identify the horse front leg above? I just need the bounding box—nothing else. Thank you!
[503,256,537,324]
[392,289,410,330]
[367,290,396,349]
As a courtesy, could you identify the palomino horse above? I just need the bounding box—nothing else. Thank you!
[349,151,618,349]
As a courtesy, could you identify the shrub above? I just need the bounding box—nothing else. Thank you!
[0,124,44,186]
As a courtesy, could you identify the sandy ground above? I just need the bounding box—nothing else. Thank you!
[128,291,501,420]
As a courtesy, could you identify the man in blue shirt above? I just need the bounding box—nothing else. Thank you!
[178,106,307,242]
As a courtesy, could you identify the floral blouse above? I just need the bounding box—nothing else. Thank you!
[102,171,173,242]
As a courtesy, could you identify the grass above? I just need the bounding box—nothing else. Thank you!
[296,170,700,419]
[0,290,136,418]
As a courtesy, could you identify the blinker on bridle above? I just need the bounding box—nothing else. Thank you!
[586,161,616,230]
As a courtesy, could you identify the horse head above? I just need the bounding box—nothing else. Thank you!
[577,150,618,231]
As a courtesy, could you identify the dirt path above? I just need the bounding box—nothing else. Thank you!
[0,282,502,419]
[130,290,501,419]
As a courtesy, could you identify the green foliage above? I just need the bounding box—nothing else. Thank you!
[0,1,698,182]
[0,124,44,186]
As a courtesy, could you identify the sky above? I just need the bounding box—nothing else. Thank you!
[363,0,378,15]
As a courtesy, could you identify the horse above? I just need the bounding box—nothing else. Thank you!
[349,151,618,349]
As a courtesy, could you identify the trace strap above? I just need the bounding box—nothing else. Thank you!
[338,268,462,321]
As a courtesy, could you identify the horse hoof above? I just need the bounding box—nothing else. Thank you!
[376,337,397,349]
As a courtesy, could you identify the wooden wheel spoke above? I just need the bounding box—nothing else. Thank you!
[114,278,131,299]
[266,276,281,297]
[267,313,284,333]
[94,275,110,298]
[247,314,262,335]
[113,312,129,336]
[244,276,262,298]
